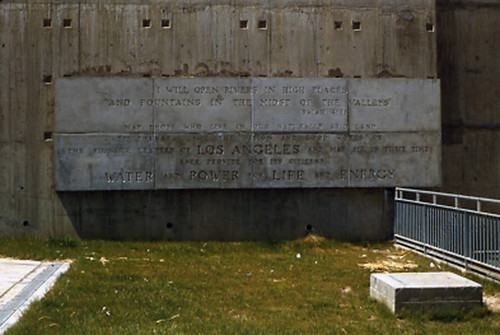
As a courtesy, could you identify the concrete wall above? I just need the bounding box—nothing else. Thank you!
[0,0,438,240]
[437,0,500,199]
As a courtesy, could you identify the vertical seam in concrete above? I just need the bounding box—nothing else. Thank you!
[152,78,157,190]
[250,77,255,188]
[313,7,319,77]
[78,2,81,73]
[346,78,351,187]
[267,0,272,75]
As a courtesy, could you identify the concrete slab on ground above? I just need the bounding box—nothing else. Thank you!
[0,258,71,334]
[370,272,483,313]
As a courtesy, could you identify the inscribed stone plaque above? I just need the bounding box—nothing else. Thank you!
[252,78,348,132]
[54,77,441,191]
[348,79,440,132]
[155,133,252,189]
[154,78,252,132]
[347,132,441,187]
[252,133,349,188]
[55,134,155,191]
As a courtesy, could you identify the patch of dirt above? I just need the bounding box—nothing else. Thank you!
[358,260,418,272]
[484,293,500,312]
[301,234,326,244]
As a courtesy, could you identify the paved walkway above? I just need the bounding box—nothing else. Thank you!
[0,258,70,334]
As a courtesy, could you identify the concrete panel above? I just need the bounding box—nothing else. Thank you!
[154,78,252,132]
[55,78,153,133]
[252,133,349,188]
[370,272,483,313]
[54,134,155,191]
[437,1,500,199]
[57,188,394,241]
[348,79,440,132]
[252,78,348,132]
[155,133,253,189]
[347,132,441,187]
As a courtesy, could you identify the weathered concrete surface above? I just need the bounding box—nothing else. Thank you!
[54,77,441,190]
[437,0,500,199]
[54,134,155,191]
[55,78,153,133]
[58,188,395,240]
[370,272,483,313]
[0,0,440,240]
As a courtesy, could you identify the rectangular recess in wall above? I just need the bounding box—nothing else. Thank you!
[63,19,72,28]
[43,75,52,85]
[161,19,171,29]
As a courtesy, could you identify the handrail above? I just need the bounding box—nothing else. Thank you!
[396,187,500,216]
[396,187,500,204]
[394,188,500,281]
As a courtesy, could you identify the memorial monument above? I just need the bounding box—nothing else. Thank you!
[14,0,500,241]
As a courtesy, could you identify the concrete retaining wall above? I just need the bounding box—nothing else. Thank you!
[2,0,486,240]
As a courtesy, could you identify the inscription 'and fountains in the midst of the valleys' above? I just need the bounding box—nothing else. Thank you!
[54,78,440,190]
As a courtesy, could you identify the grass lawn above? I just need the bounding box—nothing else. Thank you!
[1,236,499,334]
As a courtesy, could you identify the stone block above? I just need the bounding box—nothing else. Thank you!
[54,134,155,191]
[252,77,348,132]
[370,272,483,313]
[348,79,441,132]
[155,133,253,189]
[154,78,253,133]
[55,78,153,133]
[252,133,349,188]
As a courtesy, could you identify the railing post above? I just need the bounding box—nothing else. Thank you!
[424,204,428,245]
[465,212,470,258]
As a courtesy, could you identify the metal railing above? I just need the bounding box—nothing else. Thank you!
[394,187,500,281]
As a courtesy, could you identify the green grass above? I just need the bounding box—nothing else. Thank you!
[0,237,499,334]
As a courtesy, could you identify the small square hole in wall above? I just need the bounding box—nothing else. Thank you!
[43,75,52,85]
[426,23,434,32]
[43,18,52,28]
[142,19,151,28]
[334,21,342,30]
[63,19,72,28]
[43,131,53,142]
[258,20,267,30]
[240,19,248,29]
[161,19,171,29]
[352,21,361,31]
